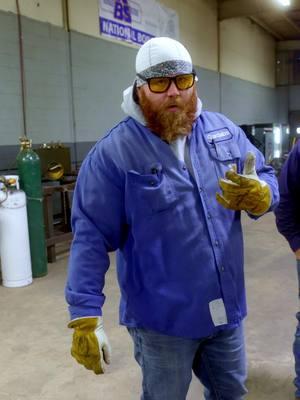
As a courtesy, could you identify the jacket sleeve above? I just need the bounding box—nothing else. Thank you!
[235,126,280,216]
[275,141,300,252]
[65,141,126,320]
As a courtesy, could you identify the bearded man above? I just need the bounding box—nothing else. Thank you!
[65,37,279,400]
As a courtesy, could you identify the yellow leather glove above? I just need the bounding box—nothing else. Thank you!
[68,316,111,374]
[216,152,271,216]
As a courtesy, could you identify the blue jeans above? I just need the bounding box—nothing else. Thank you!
[128,324,247,400]
[294,260,300,398]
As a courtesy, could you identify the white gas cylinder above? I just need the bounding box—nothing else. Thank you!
[0,189,32,287]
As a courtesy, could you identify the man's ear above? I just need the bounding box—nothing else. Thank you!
[133,81,140,104]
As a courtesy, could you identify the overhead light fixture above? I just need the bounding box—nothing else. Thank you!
[278,0,291,6]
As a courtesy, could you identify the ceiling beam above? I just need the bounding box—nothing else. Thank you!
[218,0,296,20]
[283,14,300,36]
[250,16,284,40]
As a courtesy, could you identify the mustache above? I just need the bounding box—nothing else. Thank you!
[163,97,184,108]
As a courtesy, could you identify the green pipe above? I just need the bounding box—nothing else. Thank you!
[17,137,47,277]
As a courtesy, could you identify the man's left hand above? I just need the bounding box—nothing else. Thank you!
[216,152,271,216]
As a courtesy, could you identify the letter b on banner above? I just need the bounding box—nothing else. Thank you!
[114,0,132,23]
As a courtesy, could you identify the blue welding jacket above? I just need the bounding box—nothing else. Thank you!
[65,111,279,339]
[275,140,300,252]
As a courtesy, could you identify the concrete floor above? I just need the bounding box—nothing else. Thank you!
[0,212,298,399]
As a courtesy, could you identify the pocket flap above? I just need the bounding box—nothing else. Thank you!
[126,166,177,214]
[214,141,241,161]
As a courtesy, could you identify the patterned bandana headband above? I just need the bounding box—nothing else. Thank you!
[135,37,194,87]
[136,60,193,87]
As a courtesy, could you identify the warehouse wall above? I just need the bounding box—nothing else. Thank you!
[56,0,219,71]
[289,85,300,110]
[220,17,276,88]
[276,40,300,137]
[0,0,63,26]
[0,1,281,170]
[220,74,277,125]
[0,0,276,82]
[0,11,73,169]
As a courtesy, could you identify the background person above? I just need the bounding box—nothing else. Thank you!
[65,36,279,400]
[275,140,300,399]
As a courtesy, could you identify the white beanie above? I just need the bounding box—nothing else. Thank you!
[135,37,193,86]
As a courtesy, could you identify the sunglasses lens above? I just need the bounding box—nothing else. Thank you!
[147,74,195,93]
[148,77,170,93]
[175,74,195,90]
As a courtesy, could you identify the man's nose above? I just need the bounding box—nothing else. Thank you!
[166,80,180,96]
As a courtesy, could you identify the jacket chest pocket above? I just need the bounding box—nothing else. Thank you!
[125,167,177,216]
[208,140,241,178]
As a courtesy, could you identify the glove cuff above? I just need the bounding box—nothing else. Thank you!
[68,316,102,332]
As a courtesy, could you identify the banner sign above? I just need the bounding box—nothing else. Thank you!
[99,0,179,46]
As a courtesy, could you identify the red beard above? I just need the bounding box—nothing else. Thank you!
[139,87,197,143]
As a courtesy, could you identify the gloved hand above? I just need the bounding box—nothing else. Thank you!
[216,152,271,216]
[68,316,111,374]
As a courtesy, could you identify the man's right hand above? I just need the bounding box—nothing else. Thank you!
[216,152,271,216]
[68,317,111,374]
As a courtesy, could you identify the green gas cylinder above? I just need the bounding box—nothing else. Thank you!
[17,137,47,277]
